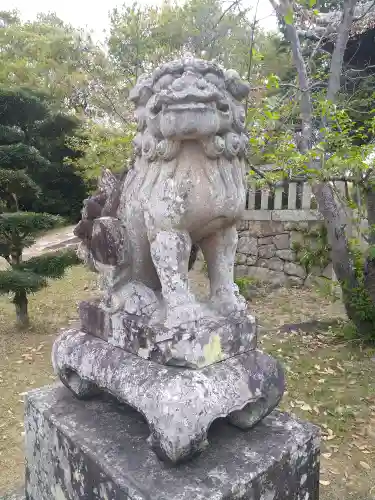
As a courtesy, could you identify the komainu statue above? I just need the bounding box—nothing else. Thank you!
[52,54,285,464]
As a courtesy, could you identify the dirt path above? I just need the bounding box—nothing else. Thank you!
[0,225,77,270]
[24,225,77,258]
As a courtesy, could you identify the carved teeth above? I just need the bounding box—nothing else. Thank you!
[166,102,210,111]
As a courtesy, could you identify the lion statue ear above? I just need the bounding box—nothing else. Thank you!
[129,76,154,107]
[224,69,250,101]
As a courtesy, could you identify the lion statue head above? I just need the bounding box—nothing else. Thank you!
[129,53,250,162]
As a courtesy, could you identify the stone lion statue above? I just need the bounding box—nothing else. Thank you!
[75,54,250,328]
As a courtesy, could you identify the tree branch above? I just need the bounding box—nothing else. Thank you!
[353,0,375,22]
[327,1,359,102]
[270,0,313,152]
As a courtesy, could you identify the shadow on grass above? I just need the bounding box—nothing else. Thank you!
[278,318,343,335]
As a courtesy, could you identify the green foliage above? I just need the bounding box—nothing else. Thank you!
[0,14,93,110]
[16,249,80,278]
[292,225,331,274]
[336,243,375,342]
[0,86,88,219]
[0,142,49,171]
[0,124,25,144]
[0,169,41,202]
[0,87,48,125]
[107,0,290,84]
[0,212,64,239]
[0,269,47,293]
[235,276,260,299]
[284,7,294,25]
[0,212,79,324]
[0,212,65,262]
[66,122,135,180]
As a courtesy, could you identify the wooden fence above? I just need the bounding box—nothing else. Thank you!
[244,179,367,245]
[245,180,351,211]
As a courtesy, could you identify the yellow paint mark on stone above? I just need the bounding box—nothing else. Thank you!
[203,334,224,365]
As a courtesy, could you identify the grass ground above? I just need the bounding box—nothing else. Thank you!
[0,266,374,498]
[0,266,96,493]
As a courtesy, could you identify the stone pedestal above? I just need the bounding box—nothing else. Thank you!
[25,385,320,500]
[52,329,284,463]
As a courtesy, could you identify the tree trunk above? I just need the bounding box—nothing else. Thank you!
[311,182,372,330]
[13,290,29,327]
[312,183,357,286]
[364,187,375,305]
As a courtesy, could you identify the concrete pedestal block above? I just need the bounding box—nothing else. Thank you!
[25,385,320,500]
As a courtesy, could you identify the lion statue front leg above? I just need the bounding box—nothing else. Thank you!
[149,228,205,327]
[199,225,246,316]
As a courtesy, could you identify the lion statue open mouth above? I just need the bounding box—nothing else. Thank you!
[75,54,250,328]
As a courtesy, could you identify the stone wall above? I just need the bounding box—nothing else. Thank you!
[235,210,334,287]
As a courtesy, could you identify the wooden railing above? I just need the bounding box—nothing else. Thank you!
[244,179,367,244]
[246,180,350,211]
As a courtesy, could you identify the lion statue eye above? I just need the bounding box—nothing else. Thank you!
[204,72,224,89]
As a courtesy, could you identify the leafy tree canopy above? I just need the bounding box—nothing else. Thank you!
[0,87,87,219]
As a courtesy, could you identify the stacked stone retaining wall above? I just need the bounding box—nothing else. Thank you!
[235,210,334,287]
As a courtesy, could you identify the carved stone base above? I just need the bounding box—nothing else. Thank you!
[79,299,257,368]
[25,384,320,500]
[52,328,284,464]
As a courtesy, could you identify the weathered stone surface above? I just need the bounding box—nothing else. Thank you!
[276,249,296,261]
[234,265,250,278]
[284,262,307,279]
[258,236,273,245]
[290,231,305,246]
[248,221,285,237]
[90,216,125,265]
[258,244,275,259]
[236,253,247,265]
[322,263,333,279]
[242,210,271,221]
[237,236,258,255]
[285,222,309,231]
[310,265,323,276]
[286,276,304,287]
[265,258,284,272]
[246,255,257,265]
[272,210,322,222]
[237,220,250,231]
[25,384,320,500]
[273,233,290,250]
[245,267,287,286]
[79,299,111,340]
[52,331,284,463]
[79,301,257,368]
[304,275,328,288]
